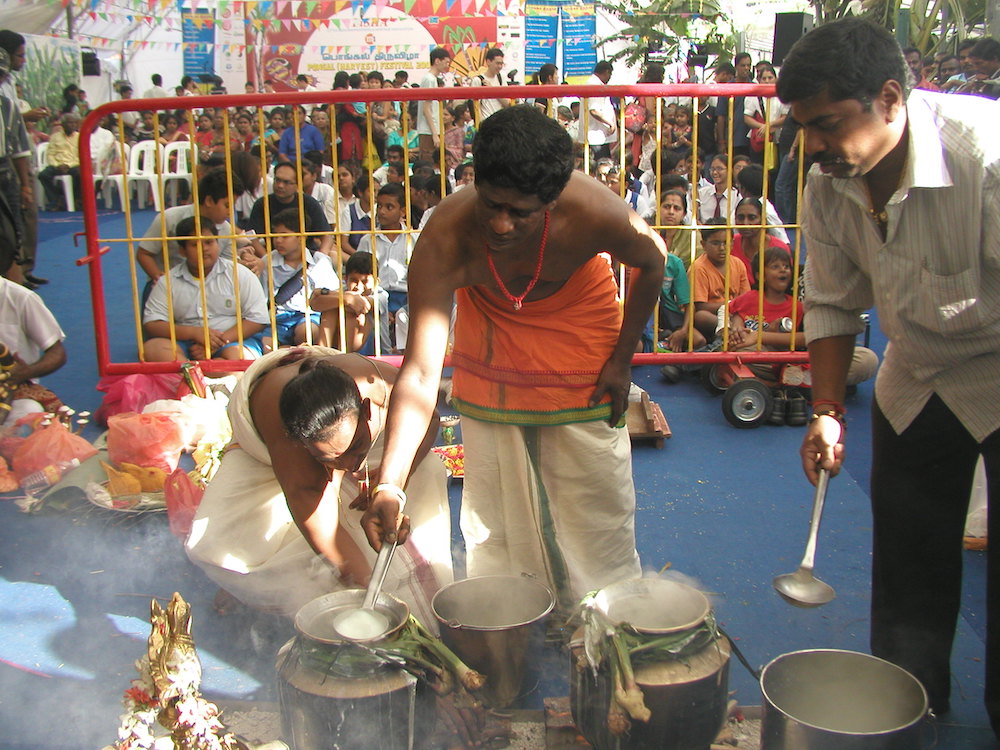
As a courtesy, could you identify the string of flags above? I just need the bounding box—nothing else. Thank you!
[32,0,509,13]
[75,35,599,51]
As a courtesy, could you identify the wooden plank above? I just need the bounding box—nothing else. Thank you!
[626,390,671,448]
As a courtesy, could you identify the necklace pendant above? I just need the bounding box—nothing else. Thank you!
[513,301,522,311]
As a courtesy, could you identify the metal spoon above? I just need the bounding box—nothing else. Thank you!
[773,468,836,608]
[332,537,397,640]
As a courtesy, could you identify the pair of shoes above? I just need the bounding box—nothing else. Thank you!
[660,364,681,383]
[786,393,809,426]
[768,390,787,425]
[24,274,48,285]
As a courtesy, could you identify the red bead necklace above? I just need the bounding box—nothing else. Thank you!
[485,211,550,311]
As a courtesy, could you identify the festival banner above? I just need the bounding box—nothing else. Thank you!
[249,0,503,91]
[524,2,558,78]
[181,6,216,79]
[561,2,596,79]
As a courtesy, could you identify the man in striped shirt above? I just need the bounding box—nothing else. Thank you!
[779,18,1000,737]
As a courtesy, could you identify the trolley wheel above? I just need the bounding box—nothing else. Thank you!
[700,364,726,395]
[722,379,773,428]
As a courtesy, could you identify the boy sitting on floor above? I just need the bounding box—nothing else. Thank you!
[667,218,750,350]
[313,251,390,353]
[142,216,269,362]
[259,208,340,350]
[356,182,414,320]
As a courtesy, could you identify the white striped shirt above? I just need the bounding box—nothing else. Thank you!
[802,90,1000,441]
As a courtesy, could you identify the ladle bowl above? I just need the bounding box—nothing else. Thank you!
[331,538,398,641]
[773,469,836,608]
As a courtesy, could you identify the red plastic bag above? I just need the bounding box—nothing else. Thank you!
[164,467,204,540]
[12,422,99,481]
[107,411,187,473]
[95,373,183,426]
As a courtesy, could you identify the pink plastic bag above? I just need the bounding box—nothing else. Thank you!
[12,422,98,481]
[107,412,186,473]
[164,467,204,540]
[95,373,182,426]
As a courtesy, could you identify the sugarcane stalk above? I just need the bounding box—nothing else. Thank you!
[610,628,651,722]
[606,649,632,736]
[406,616,487,692]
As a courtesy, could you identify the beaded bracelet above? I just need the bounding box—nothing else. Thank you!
[372,482,407,510]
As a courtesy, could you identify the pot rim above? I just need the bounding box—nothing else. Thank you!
[294,588,410,645]
[594,577,711,634]
[431,574,555,631]
[760,648,930,736]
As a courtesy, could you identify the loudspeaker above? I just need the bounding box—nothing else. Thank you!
[82,51,100,76]
[772,13,814,66]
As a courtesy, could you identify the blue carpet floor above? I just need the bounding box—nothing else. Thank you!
[0,208,993,748]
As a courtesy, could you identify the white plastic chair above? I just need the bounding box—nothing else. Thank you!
[35,142,76,211]
[97,142,130,211]
[162,140,194,207]
[126,140,164,211]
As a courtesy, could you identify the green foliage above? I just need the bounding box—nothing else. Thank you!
[814,0,985,52]
[595,0,738,67]
[18,42,80,129]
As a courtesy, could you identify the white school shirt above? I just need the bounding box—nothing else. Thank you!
[143,259,269,331]
[802,90,1000,442]
[308,181,338,224]
[357,225,415,293]
[265,250,340,314]
[138,205,236,273]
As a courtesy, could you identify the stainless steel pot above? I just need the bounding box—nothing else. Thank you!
[432,575,554,708]
[760,649,930,749]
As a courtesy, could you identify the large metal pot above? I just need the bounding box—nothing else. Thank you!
[432,575,554,708]
[276,589,435,750]
[760,649,930,749]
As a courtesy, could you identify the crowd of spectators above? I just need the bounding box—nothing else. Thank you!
[3,32,998,378]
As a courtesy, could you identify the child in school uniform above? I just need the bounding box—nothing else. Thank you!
[142,216,269,362]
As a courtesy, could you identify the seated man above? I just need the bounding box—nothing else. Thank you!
[38,112,80,212]
[0,275,66,422]
[260,208,340,350]
[247,162,334,258]
[142,216,269,362]
[185,347,453,621]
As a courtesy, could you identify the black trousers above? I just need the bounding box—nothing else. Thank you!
[870,394,999,736]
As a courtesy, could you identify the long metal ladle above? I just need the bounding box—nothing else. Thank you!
[332,535,398,640]
[773,468,836,607]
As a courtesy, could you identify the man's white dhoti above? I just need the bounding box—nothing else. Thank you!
[185,348,453,625]
[460,417,641,612]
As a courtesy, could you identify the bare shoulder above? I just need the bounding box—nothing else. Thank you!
[551,172,662,261]
[409,187,481,289]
